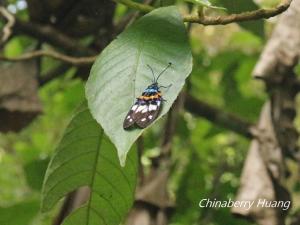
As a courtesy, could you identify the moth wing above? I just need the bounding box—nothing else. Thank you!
[123,102,139,129]
[135,100,162,128]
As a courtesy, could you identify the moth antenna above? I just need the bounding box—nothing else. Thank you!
[159,84,172,89]
[155,62,172,82]
[147,64,156,83]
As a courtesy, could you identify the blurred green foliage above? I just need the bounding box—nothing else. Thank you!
[0,0,298,225]
[0,77,85,224]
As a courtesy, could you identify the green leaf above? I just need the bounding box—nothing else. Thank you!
[41,104,138,225]
[214,0,264,37]
[86,6,192,165]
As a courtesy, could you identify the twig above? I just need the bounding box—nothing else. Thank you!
[113,0,292,25]
[184,0,291,25]
[0,49,97,66]
[114,0,154,35]
[0,6,15,46]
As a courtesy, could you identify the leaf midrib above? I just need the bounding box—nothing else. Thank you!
[86,128,104,225]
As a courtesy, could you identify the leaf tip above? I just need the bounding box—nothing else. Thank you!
[119,152,127,167]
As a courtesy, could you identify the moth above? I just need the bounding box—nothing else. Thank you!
[123,63,172,129]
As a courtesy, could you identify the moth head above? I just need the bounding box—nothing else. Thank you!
[147,83,159,90]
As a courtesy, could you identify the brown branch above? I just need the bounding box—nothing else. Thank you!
[0,49,97,66]
[252,0,300,160]
[232,102,291,225]
[136,136,145,186]
[232,2,300,223]
[160,93,184,156]
[0,6,15,46]
[184,93,254,138]
[13,19,95,55]
[114,0,292,25]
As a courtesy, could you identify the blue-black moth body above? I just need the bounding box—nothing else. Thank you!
[123,63,172,129]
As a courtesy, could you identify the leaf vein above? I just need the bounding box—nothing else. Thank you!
[91,188,122,220]
[47,150,97,183]
[56,135,100,155]
[99,154,133,190]
[63,119,97,137]
[89,206,108,225]
[95,170,130,209]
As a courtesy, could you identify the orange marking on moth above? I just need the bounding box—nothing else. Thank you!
[138,94,161,100]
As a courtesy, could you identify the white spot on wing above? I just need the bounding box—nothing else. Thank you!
[141,118,146,122]
[148,115,153,119]
[142,107,148,113]
[149,104,157,111]
[129,118,133,122]
[127,115,131,119]
[132,105,138,111]
[137,105,146,112]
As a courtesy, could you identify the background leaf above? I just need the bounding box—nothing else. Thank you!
[85,6,193,165]
[0,200,40,225]
[41,104,138,225]
[24,158,49,191]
